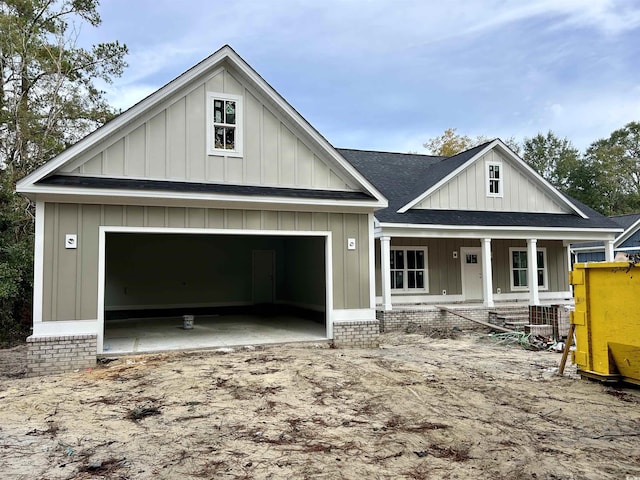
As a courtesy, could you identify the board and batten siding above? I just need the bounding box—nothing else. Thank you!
[414,150,569,214]
[374,238,568,297]
[62,65,357,192]
[41,202,370,322]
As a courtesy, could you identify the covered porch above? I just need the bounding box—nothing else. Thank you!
[375,227,617,312]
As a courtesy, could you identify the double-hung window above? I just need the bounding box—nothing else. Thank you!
[390,247,428,291]
[509,248,547,291]
[487,162,502,197]
[207,92,243,157]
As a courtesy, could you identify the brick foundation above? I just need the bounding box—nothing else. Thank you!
[27,334,97,376]
[377,307,493,334]
[333,320,380,348]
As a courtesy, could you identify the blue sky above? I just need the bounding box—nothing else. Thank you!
[83,0,640,153]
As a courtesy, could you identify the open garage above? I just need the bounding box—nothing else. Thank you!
[102,230,329,353]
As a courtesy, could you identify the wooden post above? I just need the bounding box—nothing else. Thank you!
[558,323,576,376]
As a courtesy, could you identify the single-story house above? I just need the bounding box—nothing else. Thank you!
[339,143,621,328]
[17,45,621,374]
[572,213,640,262]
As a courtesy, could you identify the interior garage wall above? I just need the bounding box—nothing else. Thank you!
[105,233,285,309]
[41,202,369,321]
[280,236,325,310]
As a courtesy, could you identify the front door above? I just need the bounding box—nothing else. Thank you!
[460,247,483,301]
[252,250,275,304]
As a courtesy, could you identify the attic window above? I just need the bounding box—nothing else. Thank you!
[207,92,243,157]
[487,162,502,197]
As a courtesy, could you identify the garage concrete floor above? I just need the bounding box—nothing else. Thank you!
[103,314,328,354]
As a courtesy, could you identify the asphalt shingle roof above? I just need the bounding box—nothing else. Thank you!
[338,145,618,230]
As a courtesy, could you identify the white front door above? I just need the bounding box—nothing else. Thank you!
[461,247,483,301]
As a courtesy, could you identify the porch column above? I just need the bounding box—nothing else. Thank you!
[481,238,494,308]
[380,236,392,311]
[527,238,540,305]
[566,244,574,296]
[605,240,615,262]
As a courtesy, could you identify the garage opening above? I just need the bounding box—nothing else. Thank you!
[102,231,328,354]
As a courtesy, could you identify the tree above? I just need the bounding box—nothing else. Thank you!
[580,122,640,215]
[522,131,580,191]
[0,0,127,344]
[423,128,521,156]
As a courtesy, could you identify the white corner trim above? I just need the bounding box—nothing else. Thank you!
[332,308,376,322]
[32,201,45,324]
[368,213,376,310]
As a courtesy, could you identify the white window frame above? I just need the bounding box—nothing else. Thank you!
[206,92,243,157]
[486,161,503,197]
[390,247,429,292]
[509,247,548,291]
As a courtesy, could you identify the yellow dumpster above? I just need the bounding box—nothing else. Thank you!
[569,262,640,385]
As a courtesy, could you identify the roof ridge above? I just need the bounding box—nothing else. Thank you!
[336,147,444,159]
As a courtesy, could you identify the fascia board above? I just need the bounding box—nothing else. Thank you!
[614,218,640,247]
[375,221,621,241]
[397,139,588,219]
[492,141,589,219]
[397,140,499,213]
[20,184,386,211]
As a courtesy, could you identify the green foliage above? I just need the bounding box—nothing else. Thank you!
[423,128,520,156]
[580,122,640,215]
[423,128,489,156]
[522,131,580,190]
[0,0,127,345]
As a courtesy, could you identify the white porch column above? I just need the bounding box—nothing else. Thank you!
[605,240,615,262]
[527,238,540,305]
[566,244,574,296]
[380,236,392,311]
[481,238,494,308]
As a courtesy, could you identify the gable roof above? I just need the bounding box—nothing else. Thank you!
[396,139,587,216]
[17,45,386,208]
[340,144,620,234]
[573,213,640,251]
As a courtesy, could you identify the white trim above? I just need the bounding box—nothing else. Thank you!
[376,222,620,241]
[376,292,570,306]
[605,240,615,262]
[481,238,494,307]
[509,245,548,292]
[325,231,334,339]
[380,236,392,311]
[96,226,333,353]
[206,92,243,157]
[614,218,640,246]
[32,201,45,325]
[19,185,385,210]
[485,160,503,198]
[397,139,588,218]
[332,308,376,322]
[368,213,375,310]
[16,45,387,208]
[389,246,429,293]
[32,320,99,337]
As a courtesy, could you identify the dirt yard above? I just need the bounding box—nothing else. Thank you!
[1,332,639,480]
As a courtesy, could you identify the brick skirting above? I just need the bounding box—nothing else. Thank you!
[27,334,97,376]
[377,307,493,333]
[332,320,380,348]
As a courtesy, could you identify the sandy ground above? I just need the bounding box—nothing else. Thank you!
[1,332,639,480]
